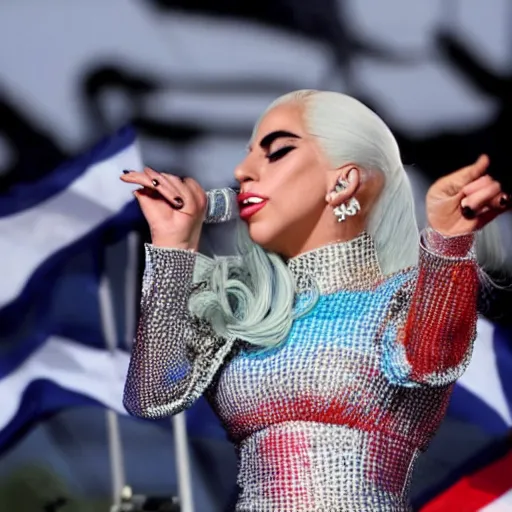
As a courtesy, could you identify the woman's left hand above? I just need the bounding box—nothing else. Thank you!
[426,154,511,237]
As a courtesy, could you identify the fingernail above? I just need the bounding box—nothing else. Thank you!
[122,170,130,174]
[347,168,357,182]
[325,192,336,202]
[151,179,159,187]
[499,194,510,207]
[461,206,476,219]
[171,197,184,210]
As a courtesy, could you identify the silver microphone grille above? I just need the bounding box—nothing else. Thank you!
[204,188,239,224]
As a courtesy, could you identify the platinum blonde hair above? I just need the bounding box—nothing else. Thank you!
[263,90,420,274]
[189,90,504,347]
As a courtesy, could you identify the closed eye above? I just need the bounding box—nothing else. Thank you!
[267,146,296,163]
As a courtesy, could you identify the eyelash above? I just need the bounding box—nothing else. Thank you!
[267,146,295,162]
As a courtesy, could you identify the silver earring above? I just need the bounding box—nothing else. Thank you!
[332,179,361,222]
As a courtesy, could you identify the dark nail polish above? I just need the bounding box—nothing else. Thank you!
[499,194,510,207]
[171,197,184,210]
[122,170,130,174]
[462,206,476,219]
[151,179,159,187]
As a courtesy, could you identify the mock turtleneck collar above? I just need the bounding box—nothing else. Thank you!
[287,232,383,294]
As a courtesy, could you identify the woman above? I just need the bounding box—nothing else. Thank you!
[121,90,510,511]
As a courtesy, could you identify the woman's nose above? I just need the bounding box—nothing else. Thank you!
[234,155,258,184]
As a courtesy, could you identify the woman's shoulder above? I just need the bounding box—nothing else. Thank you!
[374,265,418,290]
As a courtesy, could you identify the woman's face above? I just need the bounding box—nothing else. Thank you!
[235,101,334,257]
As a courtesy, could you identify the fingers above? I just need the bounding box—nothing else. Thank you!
[132,186,161,202]
[121,168,208,217]
[461,174,495,197]
[132,186,171,219]
[466,197,509,228]
[182,177,207,210]
[157,173,207,213]
[433,155,490,198]
[121,168,185,210]
[461,181,502,212]
[120,169,156,189]
[455,154,490,186]
[460,166,511,217]
[143,167,186,210]
[461,196,510,225]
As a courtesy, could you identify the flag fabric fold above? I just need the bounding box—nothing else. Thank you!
[0,336,130,454]
[0,126,142,378]
[418,436,512,511]
[449,318,512,435]
[0,128,142,455]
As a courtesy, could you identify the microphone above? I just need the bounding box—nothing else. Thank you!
[204,188,239,224]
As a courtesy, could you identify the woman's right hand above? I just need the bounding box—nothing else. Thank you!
[120,167,207,251]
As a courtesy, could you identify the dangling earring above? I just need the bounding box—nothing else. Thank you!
[332,179,361,222]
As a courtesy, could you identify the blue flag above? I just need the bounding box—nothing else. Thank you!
[449,318,512,435]
[0,127,142,454]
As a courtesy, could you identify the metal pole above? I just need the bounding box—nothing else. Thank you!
[123,230,195,510]
[173,413,195,512]
[99,273,126,506]
[124,231,139,351]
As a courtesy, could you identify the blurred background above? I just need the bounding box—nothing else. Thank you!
[1,1,511,511]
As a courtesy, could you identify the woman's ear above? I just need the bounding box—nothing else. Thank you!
[325,166,361,207]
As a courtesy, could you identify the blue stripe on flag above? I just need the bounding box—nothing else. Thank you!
[0,125,142,378]
[494,324,512,422]
[447,319,512,435]
[448,383,510,436]
[0,384,226,457]
[0,201,141,379]
[413,435,512,509]
[186,397,228,441]
[0,379,103,457]
[0,126,136,218]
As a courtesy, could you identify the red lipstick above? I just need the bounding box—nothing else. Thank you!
[238,192,269,220]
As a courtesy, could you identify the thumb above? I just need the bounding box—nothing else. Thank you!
[453,154,490,186]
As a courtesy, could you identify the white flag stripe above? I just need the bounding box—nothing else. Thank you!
[0,142,142,309]
[458,318,512,426]
[0,336,129,433]
[479,489,512,511]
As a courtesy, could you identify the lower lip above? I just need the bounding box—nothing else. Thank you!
[239,200,268,220]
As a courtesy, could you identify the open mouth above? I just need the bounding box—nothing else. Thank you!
[238,193,268,220]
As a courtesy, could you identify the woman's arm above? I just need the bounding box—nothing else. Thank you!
[382,228,479,386]
[123,244,235,418]
[383,154,509,387]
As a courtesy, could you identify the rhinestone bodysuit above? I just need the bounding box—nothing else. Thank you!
[124,229,478,511]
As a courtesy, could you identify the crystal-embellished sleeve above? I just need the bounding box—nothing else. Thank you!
[123,244,235,418]
[382,228,479,387]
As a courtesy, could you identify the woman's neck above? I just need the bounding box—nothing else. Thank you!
[277,209,367,260]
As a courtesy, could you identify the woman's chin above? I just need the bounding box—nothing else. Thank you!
[247,223,280,252]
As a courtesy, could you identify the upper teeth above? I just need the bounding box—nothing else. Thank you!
[243,197,264,205]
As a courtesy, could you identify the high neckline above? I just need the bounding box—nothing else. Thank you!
[287,231,383,294]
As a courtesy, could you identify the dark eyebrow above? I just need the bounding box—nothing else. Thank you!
[259,130,301,149]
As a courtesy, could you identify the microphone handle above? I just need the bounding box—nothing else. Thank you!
[204,188,239,224]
